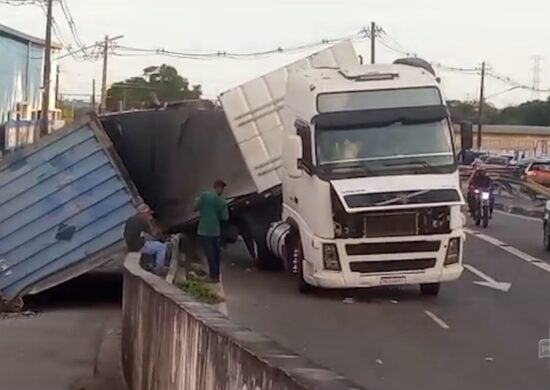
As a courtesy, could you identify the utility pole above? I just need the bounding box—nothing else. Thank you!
[370,21,376,64]
[54,65,60,109]
[92,79,96,111]
[100,35,109,113]
[40,0,53,137]
[477,61,486,150]
[100,35,124,113]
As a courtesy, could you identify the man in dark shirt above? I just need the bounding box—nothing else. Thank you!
[124,203,167,273]
[195,180,229,283]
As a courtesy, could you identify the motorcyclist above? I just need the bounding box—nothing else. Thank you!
[468,167,495,216]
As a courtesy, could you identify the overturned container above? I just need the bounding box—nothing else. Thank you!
[0,115,140,309]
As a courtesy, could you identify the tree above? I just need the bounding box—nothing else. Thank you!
[447,99,499,124]
[107,65,202,110]
[494,98,550,126]
[447,98,550,126]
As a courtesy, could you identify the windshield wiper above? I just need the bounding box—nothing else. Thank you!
[324,163,375,175]
[383,160,445,173]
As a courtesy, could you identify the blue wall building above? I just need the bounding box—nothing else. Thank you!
[0,23,61,125]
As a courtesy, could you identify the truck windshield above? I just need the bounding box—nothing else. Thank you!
[316,120,455,174]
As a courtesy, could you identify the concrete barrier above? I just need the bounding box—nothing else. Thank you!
[122,253,365,390]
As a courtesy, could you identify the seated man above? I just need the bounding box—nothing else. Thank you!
[124,203,167,274]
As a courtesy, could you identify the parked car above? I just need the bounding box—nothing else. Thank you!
[524,160,550,185]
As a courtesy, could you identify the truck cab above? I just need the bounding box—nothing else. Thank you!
[280,62,464,294]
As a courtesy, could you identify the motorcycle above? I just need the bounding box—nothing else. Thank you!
[471,188,492,228]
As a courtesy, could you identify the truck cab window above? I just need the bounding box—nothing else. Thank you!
[296,122,313,167]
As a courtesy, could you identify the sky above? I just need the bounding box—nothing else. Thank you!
[1,0,549,107]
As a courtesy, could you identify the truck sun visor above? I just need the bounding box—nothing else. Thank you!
[312,105,448,130]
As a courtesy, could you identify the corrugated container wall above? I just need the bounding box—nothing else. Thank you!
[0,117,139,305]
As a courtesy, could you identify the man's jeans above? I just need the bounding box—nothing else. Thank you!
[141,240,167,273]
[200,236,221,280]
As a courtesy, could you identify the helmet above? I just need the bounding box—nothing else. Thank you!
[472,159,483,170]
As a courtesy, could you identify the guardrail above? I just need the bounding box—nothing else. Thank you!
[459,165,550,200]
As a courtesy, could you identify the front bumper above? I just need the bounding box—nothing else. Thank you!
[300,233,465,289]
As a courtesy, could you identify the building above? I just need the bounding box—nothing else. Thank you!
[0,23,62,152]
[453,124,550,156]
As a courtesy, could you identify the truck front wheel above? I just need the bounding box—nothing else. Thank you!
[289,234,313,294]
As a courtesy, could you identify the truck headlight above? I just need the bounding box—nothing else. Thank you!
[323,243,341,271]
[444,237,461,265]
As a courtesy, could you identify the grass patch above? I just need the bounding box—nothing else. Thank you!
[177,278,225,305]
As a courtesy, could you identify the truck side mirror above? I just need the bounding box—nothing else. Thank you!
[285,135,303,178]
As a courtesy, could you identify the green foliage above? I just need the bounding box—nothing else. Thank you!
[448,97,550,126]
[107,64,202,109]
[177,278,224,305]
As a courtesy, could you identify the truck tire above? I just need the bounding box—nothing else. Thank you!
[420,283,440,296]
[288,232,313,293]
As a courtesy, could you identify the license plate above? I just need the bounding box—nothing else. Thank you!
[380,276,407,285]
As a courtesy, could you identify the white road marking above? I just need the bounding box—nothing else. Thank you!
[424,310,450,330]
[465,228,550,274]
[494,210,541,222]
[463,264,512,292]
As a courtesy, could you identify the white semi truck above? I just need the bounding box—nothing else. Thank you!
[103,41,465,295]
[220,41,464,294]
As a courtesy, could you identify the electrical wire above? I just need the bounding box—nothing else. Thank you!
[485,86,521,99]
[377,27,549,94]
[0,0,45,6]
[58,0,87,54]
[111,28,369,61]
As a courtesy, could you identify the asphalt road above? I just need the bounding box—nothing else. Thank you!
[223,212,550,390]
[0,272,123,390]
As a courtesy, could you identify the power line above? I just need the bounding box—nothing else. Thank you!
[0,0,45,6]
[375,25,550,94]
[485,86,521,100]
[111,28,369,61]
[58,0,87,53]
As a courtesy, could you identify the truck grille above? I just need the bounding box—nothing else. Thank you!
[361,207,450,238]
[344,189,461,208]
[346,241,441,256]
[365,211,417,237]
[332,187,452,239]
[349,258,437,273]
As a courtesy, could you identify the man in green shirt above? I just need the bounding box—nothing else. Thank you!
[195,180,229,282]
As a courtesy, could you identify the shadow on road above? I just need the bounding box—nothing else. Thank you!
[25,271,123,312]
[225,243,436,305]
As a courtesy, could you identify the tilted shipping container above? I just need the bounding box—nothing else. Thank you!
[0,115,140,307]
